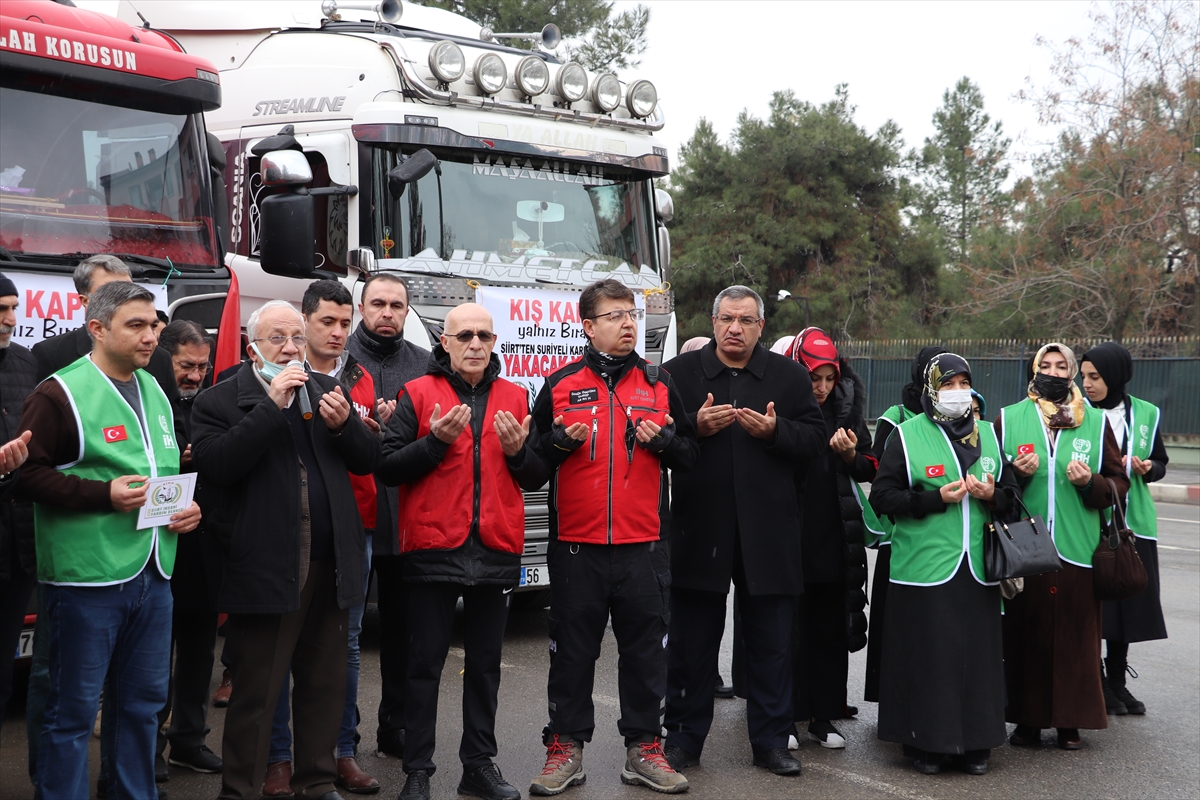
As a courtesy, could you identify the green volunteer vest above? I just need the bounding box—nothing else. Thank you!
[999,398,1104,567]
[868,404,914,542]
[1120,396,1160,540]
[34,356,180,585]
[879,404,912,428]
[888,415,1003,586]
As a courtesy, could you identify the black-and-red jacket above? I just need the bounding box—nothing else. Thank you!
[532,347,698,545]
[341,356,379,530]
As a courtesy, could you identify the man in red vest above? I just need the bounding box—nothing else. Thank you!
[378,303,547,800]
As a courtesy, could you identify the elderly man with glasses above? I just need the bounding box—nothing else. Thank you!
[190,299,380,800]
[378,302,548,800]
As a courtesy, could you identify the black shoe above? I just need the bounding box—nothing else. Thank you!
[752,747,801,776]
[155,753,170,782]
[97,777,107,799]
[714,674,735,699]
[398,770,431,800]
[1103,672,1128,715]
[1009,725,1042,747]
[913,753,943,775]
[663,745,699,771]
[314,792,346,800]
[375,728,406,759]
[1113,685,1146,715]
[168,744,223,773]
[954,751,989,775]
[458,762,520,800]
[843,705,859,719]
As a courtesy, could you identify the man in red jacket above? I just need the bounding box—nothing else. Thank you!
[378,302,548,800]
[528,279,698,796]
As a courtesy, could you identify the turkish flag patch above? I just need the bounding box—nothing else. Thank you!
[1017,443,1036,456]
[103,425,128,443]
[925,464,945,478]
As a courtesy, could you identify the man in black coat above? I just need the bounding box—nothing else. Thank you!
[661,285,826,777]
[190,300,380,800]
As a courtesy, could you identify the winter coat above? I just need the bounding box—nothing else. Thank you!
[663,341,827,596]
[190,363,380,613]
[794,359,876,651]
[0,344,37,582]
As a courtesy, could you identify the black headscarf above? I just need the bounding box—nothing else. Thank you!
[921,352,981,469]
[901,345,947,415]
[1080,342,1133,410]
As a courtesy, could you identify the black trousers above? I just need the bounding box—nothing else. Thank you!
[792,581,848,722]
[664,578,796,756]
[0,566,36,729]
[219,561,347,800]
[166,607,219,752]
[545,541,670,745]
[373,554,409,739]
[403,582,510,774]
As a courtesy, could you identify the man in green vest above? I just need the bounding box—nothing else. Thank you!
[18,280,201,800]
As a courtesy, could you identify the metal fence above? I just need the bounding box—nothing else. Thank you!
[839,338,1200,436]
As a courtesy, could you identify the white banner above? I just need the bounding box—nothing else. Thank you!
[475,285,645,402]
[4,271,167,350]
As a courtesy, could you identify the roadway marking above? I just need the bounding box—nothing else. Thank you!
[1160,517,1199,524]
[803,762,938,800]
[1157,544,1199,552]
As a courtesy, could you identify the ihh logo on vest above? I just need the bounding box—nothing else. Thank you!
[1072,437,1092,455]
[981,456,997,475]
[1139,424,1149,449]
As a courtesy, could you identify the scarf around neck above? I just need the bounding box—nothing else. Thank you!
[1027,342,1087,429]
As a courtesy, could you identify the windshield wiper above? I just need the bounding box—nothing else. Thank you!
[0,246,15,262]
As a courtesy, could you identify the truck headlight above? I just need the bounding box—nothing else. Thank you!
[428,40,465,84]
[473,53,507,96]
[555,62,588,103]
[626,79,657,118]
[515,55,549,97]
[591,73,621,112]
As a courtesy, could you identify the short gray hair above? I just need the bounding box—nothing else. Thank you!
[246,299,303,342]
[85,281,156,333]
[74,255,131,295]
[712,285,764,319]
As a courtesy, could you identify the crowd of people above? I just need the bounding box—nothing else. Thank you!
[0,263,1172,799]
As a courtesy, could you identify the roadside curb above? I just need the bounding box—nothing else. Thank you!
[1150,483,1200,506]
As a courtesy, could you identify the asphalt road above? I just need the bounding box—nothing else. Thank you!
[4,502,1197,799]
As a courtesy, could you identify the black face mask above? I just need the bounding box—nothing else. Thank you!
[1033,373,1072,402]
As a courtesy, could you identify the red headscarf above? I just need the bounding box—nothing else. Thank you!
[790,327,840,381]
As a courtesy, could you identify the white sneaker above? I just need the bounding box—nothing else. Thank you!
[808,720,846,749]
[787,734,800,751]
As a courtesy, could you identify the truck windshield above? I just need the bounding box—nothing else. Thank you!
[372,149,660,286]
[0,86,217,267]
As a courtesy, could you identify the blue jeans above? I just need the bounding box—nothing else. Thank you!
[270,537,372,762]
[38,568,173,800]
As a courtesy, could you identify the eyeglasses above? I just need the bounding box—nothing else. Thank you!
[448,329,495,343]
[174,360,210,375]
[715,315,761,327]
[254,335,308,347]
[591,308,645,323]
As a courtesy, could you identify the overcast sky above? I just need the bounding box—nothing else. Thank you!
[78,0,1100,179]
[616,0,1100,179]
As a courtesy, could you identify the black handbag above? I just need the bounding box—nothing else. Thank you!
[984,494,1064,582]
[1092,478,1149,601]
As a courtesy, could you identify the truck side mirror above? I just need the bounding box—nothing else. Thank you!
[259,150,316,278]
[387,149,439,199]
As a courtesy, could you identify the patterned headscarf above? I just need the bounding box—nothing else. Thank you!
[922,352,979,448]
[1028,343,1087,429]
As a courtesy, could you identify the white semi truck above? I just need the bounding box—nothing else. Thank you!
[122,0,677,601]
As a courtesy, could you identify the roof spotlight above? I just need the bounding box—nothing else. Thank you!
[473,53,507,96]
[428,40,465,84]
[514,55,550,97]
[626,79,657,118]
[555,62,588,104]
[591,73,621,113]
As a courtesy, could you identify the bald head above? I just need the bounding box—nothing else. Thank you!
[441,303,495,386]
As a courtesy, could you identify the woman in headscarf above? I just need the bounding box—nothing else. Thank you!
[869,353,1019,775]
[997,343,1129,750]
[1080,342,1169,716]
[788,329,878,750]
[862,345,946,705]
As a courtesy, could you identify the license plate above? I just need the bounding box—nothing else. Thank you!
[16,628,34,659]
[520,565,549,588]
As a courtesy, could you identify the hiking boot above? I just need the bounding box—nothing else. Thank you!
[398,769,431,800]
[1103,672,1128,715]
[1113,684,1146,715]
[529,735,585,796]
[621,738,689,793]
[663,744,699,771]
[458,762,520,800]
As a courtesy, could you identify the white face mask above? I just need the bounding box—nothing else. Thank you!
[934,388,974,418]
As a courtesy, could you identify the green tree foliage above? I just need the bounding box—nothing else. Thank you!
[419,1,650,70]
[958,0,1198,340]
[918,77,1011,264]
[667,87,942,342]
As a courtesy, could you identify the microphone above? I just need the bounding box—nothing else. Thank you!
[288,360,314,420]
